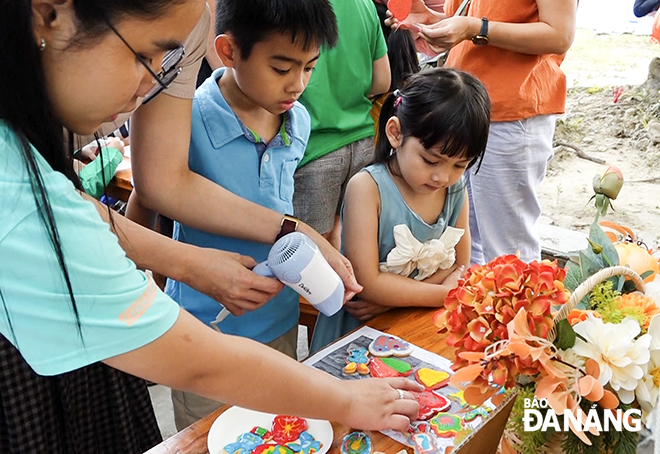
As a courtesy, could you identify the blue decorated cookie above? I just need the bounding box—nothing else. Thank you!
[341,431,372,454]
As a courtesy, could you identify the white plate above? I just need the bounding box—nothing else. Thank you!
[207,406,333,454]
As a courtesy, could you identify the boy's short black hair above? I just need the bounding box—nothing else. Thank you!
[216,0,338,59]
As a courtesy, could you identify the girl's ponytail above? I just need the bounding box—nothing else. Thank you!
[374,91,398,164]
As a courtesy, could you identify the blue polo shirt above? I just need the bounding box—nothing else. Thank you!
[165,68,310,343]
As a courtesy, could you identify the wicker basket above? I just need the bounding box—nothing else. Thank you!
[548,265,647,343]
[503,266,647,454]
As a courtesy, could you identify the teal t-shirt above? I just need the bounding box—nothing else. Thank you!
[0,122,180,376]
[298,0,387,167]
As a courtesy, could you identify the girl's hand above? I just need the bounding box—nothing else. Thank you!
[422,264,466,285]
[345,299,391,321]
[418,16,480,53]
[439,265,465,289]
[339,377,423,431]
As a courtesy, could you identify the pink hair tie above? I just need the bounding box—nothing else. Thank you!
[393,90,402,108]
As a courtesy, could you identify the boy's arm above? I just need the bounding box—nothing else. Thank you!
[129,93,361,301]
[342,173,457,308]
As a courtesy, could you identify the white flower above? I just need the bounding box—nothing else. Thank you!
[646,274,660,307]
[635,314,660,421]
[571,315,651,404]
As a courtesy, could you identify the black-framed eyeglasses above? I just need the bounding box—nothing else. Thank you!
[104,20,185,104]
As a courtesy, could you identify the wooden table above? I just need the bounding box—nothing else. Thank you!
[145,307,457,454]
[106,155,133,203]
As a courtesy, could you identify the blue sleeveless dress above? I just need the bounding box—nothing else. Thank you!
[309,163,465,353]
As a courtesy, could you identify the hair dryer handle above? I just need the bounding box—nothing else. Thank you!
[252,261,276,278]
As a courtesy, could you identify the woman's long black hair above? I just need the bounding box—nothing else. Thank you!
[374,67,491,172]
[0,0,186,345]
[374,2,420,92]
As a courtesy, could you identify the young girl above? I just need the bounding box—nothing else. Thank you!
[311,67,491,352]
[0,0,420,451]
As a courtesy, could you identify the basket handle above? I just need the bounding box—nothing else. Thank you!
[547,266,646,343]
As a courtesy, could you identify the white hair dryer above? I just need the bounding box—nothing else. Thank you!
[211,232,344,328]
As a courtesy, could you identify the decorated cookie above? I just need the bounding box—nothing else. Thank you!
[223,431,263,454]
[370,357,413,378]
[297,431,322,454]
[447,390,467,407]
[411,390,451,420]
[271,416,308,444]
[222,442,250,454]
[341,431,372,454]
[368,335,413,357]
[462,406,492,423]
[251,427,274,443]
[414,368,450,390]
[410,432,440,454]
[429,413,464,438]
[409,421,430,435]
[223,429,263,453]
[253,445,294,454]
[344,347,370,375]
[387,0,412,21]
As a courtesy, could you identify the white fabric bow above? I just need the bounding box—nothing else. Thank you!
[379,224,464,280]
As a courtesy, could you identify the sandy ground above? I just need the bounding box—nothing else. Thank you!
[538,26,660,251]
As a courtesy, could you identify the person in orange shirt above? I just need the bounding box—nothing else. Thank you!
[388,0,576,264]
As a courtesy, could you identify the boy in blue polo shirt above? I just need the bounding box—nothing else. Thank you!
[165,0,338,429]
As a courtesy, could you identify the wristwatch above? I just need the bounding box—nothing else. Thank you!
[471,17,489,45]
[275,215,299,241]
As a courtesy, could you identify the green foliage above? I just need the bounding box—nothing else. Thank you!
[561,401,638,454]
[565,218,620,307]
[507,386,555,454]
[589,281,647,329]
[588,281,620,310]
[554,318,577,350]
[565,261,582,293]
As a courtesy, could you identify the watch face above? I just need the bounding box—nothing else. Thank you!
[472,35,489,45]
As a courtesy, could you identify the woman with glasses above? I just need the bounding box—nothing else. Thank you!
[0,1,422,452]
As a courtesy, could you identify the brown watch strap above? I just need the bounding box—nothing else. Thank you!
[276,215,299,241]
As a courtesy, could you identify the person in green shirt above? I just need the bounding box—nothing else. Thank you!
[294,0,391,249]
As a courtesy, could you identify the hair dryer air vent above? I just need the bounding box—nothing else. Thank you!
[273,233,302,265]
